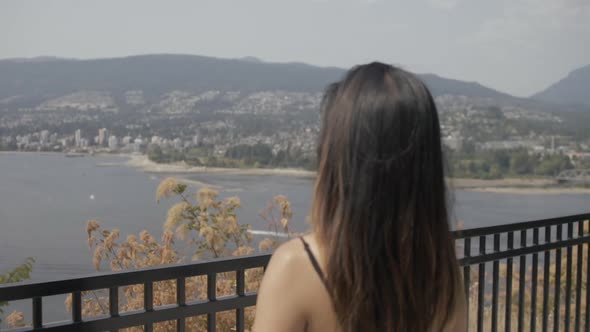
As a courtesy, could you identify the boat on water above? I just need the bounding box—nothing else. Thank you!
[65,152,85,158]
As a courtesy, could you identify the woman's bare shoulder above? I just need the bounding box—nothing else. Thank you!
[253,237,312,331]
[267,237,314,274]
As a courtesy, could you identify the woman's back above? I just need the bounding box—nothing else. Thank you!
[254,234,465,332]
[253,62,466,331]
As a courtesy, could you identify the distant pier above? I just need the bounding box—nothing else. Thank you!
[556,169,590,184]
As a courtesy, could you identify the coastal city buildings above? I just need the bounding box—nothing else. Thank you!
[1,91,589,166]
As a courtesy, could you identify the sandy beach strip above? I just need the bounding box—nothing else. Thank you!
[124,155,589,193]
[450,178,590,194]
[124,154,316,178]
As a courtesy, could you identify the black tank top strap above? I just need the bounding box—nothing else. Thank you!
[299,236,329,292]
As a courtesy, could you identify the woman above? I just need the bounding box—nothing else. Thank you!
[253,62,466,332]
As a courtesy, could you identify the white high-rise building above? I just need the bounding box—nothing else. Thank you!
[40,130,50,145]
[49,133,58,144]
[133,138,143,153]
[108,135,118,150]
[173,138,183,149]
[98,128,109,147]
[75,129,82,147]
[151,136,162,145]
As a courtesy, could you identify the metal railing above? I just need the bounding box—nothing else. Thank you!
[0,255,270,332]
[456,213,590,332]
[1,212,589,331]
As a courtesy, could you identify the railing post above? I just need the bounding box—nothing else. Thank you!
[207,272,217,332]
[177,277,186,332]
[144,281,153,332]
[109,286,119,318]
[505,231,514,332]
[565,222,573,332]
[32,296,42,329]
[554,224,562,332]
[463,237,471,331]
[236,269,245,332]
[575,221,583,332]
[531,228,539,332]
[586,220,590,331]
[543,226,551,332]
[491,233,500,332]
[477,236,485,332]
[72,291,82,323]
[518,229,526,332]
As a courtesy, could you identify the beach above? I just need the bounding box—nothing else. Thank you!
[450,178,590,194]
[124,154,316,177]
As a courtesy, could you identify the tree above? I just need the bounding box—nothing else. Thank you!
[80,178,296,331]
[147,145,163,163]
[510,150,535,175]
[184,148,203,166]
[536,154,574,176]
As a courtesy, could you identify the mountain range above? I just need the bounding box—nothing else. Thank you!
[0,54,587,110]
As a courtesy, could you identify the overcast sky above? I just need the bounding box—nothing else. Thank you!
[1,0,588,97]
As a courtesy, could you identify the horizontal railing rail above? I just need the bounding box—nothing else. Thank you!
[1,212,589,331]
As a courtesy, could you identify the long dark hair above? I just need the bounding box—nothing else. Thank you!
[312,62,461,331]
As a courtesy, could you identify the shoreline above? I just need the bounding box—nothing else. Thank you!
[124,155,590,194]
[3,151,589,194]
[450,178,590,194]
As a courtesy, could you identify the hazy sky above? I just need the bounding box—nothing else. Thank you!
[1,0,588,97]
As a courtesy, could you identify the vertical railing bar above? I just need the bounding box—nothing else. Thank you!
[177,277,186,305]
[543,226,551,332]
[32,296,42,329]
[586,220,590,331]
[492,233,500,332]
[518,229,526,332]
[207,272,217,332]
[144,281,153,311]
[236,269,245,332]
[492,234,500,332]
[144,281,153,332]
[177,318,185,332]
[554,224,562,332]
[109,286,119,317]
[506,231,514,332]
[464,237,471,331]
[237,269,245,296]
[477,236,485,332]
[177,277,186,332]
[564,221,573,332]
[531,227,539,332]
[72,291,82,323]
[575,220,583,332]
